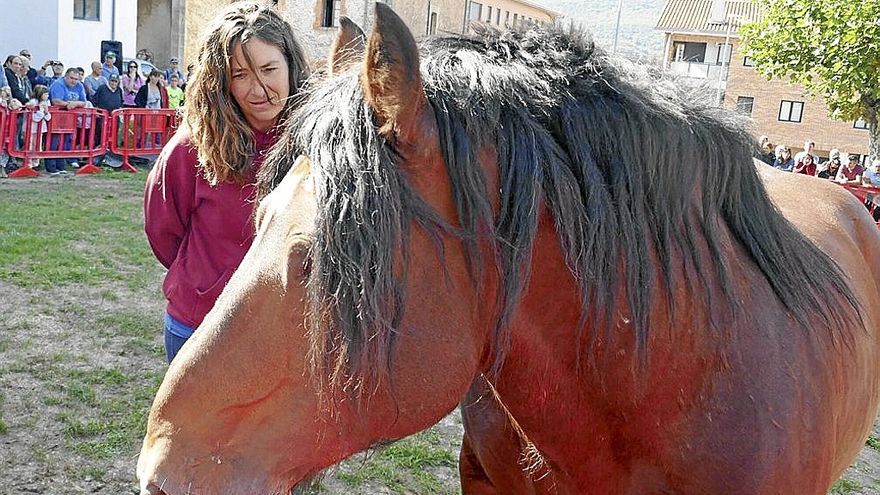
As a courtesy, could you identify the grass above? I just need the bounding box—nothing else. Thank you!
[867,434,880,450]
[830,479,863,494]
[0,174,465,493]
[336,430,458,494]
[0,173,155,290]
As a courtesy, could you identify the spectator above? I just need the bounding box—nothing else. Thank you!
[26,84,51,169]
[864,159,880,188]
[5,56,28,104]
[163,57,185,84]
[18,49,44,86]
[818,149,842,179]
[16,57,33,104]
[46,68,87,175]
[793,152,817,176]
[144,1,310,363]
[181,63,195,92]
[83,62,107,101]
[757,135,775,165]
[92,74,124,166]
[166,74,184,109]
[101,51,119,79]
[121,60,143,107]
[772,146,794,172]
[47,61,65,85]
[836,154,864,185]
[0,60,8,90]
[135,69,168,109]
[793,139,819,166]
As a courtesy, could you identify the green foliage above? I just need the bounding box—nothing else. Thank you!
[741,0,880,123]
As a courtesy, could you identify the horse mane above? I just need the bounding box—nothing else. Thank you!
[259,25,859,388]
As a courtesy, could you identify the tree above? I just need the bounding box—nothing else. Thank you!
[740,0,880,159]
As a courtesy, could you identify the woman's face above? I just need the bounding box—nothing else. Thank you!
[129,64,138,73]
[229,38,290,133]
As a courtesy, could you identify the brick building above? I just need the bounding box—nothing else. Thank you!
[656,0,870,159]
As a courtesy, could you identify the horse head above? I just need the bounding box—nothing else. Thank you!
[138,6,493,493]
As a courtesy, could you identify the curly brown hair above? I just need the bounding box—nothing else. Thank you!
[185,1,309,184]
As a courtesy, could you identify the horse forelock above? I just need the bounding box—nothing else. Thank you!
[257,25,860,388]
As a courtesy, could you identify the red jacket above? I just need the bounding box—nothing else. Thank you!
[144,127,278,328]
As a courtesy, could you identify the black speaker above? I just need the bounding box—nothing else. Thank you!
[101,40,123,74]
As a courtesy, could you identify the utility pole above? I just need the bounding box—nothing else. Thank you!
[612,0,623,55]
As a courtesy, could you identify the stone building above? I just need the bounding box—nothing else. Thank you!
[178,0,561,66]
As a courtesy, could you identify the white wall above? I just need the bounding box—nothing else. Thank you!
[58,0,138,70]
[0,0,137,72]
[0,0,60,66]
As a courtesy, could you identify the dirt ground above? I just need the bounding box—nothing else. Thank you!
[1,176,879,494]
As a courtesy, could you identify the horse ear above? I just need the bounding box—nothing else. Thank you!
[329,17,366,76]
[363,3,427,140]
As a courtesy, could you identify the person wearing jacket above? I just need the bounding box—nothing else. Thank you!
[134,69,169,109]
[143,2,310,363]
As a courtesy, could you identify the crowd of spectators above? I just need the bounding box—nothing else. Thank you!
[1,47,186,177]
[757,136,880,188]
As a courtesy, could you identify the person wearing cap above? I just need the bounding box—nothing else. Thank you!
[102,51,120,79]
[84,61,108,101]
[92,73,124,166]
[163,57,185,84]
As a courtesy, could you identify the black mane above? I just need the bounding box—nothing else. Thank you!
[259,26,858,386]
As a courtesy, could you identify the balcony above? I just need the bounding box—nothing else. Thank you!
[669,61,728,81]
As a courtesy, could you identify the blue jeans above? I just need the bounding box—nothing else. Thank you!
[45,134,74,173]
[164,313,194,363]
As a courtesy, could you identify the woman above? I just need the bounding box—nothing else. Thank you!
[134,69,168,109]
[772,146,794,172]
[121,61,144,107]
[144,2,310,363]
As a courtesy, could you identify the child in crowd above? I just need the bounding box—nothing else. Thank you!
[166,75,184,109]
[27,84,51,169]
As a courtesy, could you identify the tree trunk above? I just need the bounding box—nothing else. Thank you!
[870,121,880,162]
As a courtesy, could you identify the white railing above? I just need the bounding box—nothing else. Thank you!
[669,61,728,81]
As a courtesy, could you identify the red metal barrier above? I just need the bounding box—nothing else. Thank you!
[4,107,108,178]
[842,184,880,227]
[0,108,8,156]
[109,108,179,173]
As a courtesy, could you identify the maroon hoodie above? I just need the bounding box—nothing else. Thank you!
[144,126,278,329]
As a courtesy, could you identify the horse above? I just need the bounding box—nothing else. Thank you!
[137,5,880,494]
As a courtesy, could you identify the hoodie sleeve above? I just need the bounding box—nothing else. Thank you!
[144,133,199,269]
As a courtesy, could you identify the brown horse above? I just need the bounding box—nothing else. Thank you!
[138,6,880,494]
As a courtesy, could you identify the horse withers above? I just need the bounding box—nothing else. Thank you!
[138,5,880,494]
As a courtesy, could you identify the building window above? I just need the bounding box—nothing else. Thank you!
[854,118,870,130]
[715,43,732,65]
[504,11,510,26]
[513,13,518,26]
[321,0,340,27]
[468,2,482,21]
[778,100,804,123]
[428,12,438,34]
[672,41,707,63]
[736,96,754,115]
[495,9,500,25]
[486,6,492,22]
[743,55,755,67]
[74,0,100,20]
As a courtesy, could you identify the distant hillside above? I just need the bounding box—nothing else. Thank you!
[541,0,666,62]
